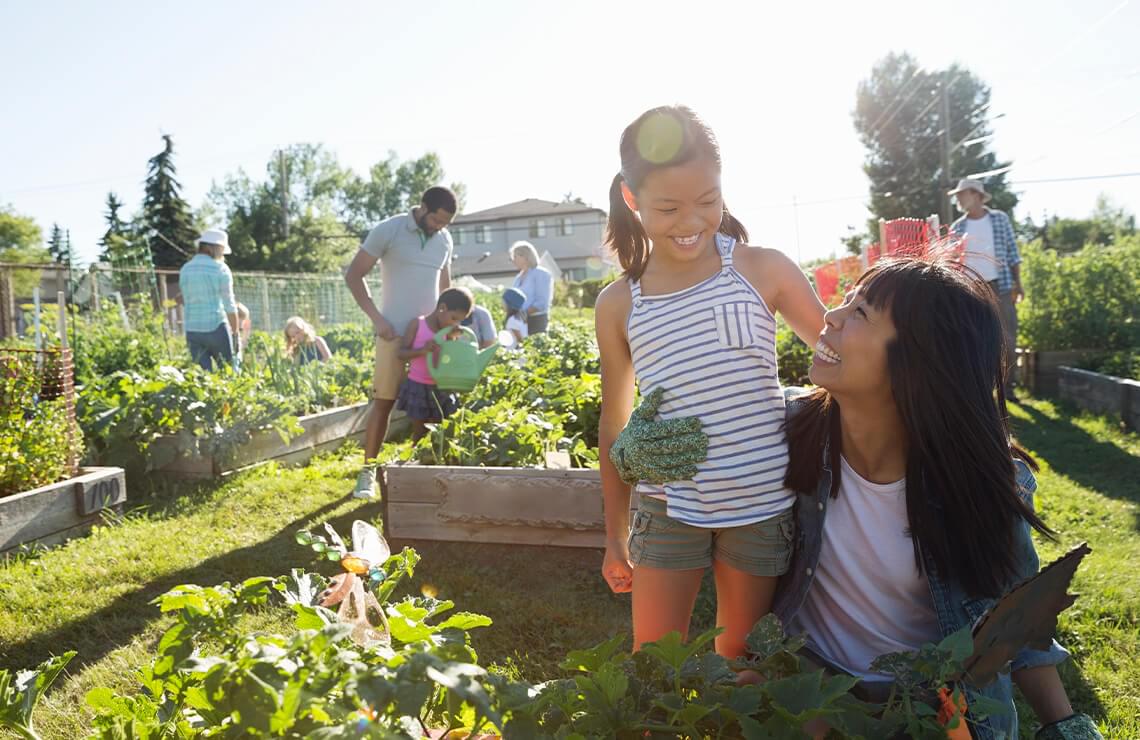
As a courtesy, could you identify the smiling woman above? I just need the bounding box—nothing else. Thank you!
[775,258,1099,740]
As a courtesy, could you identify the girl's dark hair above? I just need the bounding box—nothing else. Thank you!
[784,258,1051,599]
[606,105,749,280]
[437,286,474,314]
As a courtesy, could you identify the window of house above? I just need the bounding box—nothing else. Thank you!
[559,217,573,236]
[564,268,587,281]
[529,219,546,238]
[454,227,465,246]
[475,224,492,244]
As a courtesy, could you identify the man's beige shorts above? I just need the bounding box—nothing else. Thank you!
[372,337,406,400]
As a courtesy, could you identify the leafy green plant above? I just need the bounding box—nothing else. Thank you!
[776,319,814,387]
[0,352,77,497]
[81,523,508,739]
[1078,349,1139,381]
[0,651,75,740]
[0,518,1015,739]
[1019,236,1140,352]
[77,364,301,475]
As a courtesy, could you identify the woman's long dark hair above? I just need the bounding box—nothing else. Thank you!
[606,105,749,280]
[784,258,1052,599]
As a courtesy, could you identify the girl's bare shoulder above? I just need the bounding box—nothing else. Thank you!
[594,277,633,317]
[735,243,802,280]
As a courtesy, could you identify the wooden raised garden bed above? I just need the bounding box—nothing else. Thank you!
[1058,366,1140,431]
[0,466,126,553]
[1016,349,1097,396]
[152,402,408,478]
[382,465,605,548]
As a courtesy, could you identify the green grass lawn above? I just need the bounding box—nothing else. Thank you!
[0,395,1136,738]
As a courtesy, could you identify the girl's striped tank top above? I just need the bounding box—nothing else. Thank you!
[627,233,794,528]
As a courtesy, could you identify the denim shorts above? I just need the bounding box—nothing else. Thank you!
[627,495,795,577]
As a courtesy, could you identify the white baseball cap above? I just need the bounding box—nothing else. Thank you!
[198,228,232,255]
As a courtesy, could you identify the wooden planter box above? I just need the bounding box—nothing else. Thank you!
[0,467,126,553]
[382,465,605,548]
[1016,349,1097,396]
[1058,366,1140,431]
[152,403,408,478]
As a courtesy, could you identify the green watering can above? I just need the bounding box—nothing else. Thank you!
[427,326,498,392]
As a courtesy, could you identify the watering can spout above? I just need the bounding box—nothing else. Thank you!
[474,343,498,374]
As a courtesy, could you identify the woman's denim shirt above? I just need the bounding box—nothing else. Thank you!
[772,394,1070,740]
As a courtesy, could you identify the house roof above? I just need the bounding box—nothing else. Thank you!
[453,198,604,224]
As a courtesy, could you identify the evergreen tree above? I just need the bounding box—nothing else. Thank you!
[99,192,130,262]
[47,223,69,264]
[142,134,198,268]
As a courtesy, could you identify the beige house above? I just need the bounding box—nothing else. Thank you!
[449,198,612,286]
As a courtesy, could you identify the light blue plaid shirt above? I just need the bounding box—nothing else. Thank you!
[950,208,1021,294]
[178,254,237,333]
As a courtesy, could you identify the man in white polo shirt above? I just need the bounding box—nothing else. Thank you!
[949,178,1024,399]
[344,186,457,498]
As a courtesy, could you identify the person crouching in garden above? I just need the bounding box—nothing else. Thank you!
[502,287,529,345]
[284,316,331,364]
[396,287,474,441]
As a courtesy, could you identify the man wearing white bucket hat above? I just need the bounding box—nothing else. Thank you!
[179,228,240,370]
[948,178,1023,399]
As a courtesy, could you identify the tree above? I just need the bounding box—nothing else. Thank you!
[840,226,865,256]
[854,52,1017,237]
[143,134,198,269]
[99,192,130,262]
[0,205,48,296]
[1040,195,1137,253]
[205,145,465,272]
[340,151,467,235]
[47,223,70,264]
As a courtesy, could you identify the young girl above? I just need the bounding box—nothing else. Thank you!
[596,105,825,658]
[396,287,474,441]
[284,316,331,365]
[502,287,529,345]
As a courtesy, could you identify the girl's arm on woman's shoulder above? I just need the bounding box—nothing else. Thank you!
[736,246,825,346]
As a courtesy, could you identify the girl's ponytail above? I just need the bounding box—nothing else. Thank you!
[606,173,651,281]
[718,204,750,245]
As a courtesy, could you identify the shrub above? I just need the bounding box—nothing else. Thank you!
[1018,236,1140,352]
[0,352,76,497]
[1078,349,1140,381]
[777,320,815,387]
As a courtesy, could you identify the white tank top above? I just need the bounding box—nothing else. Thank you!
[627,234,794,528]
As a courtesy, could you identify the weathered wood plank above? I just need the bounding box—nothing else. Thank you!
[153,402,407,478]
[384,466,600,505]
[0,467,126,552]
[385,502,606,549]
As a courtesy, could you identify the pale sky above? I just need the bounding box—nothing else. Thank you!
[2,0,1138,267]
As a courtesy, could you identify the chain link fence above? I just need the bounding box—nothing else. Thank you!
[0,262,382,341]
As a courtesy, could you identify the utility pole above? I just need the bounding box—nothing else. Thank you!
[940,71,953,226]
[279,150,290,238]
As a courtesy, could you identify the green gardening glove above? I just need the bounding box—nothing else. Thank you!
[609,387,708,485]
[1035,714,1104,740]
